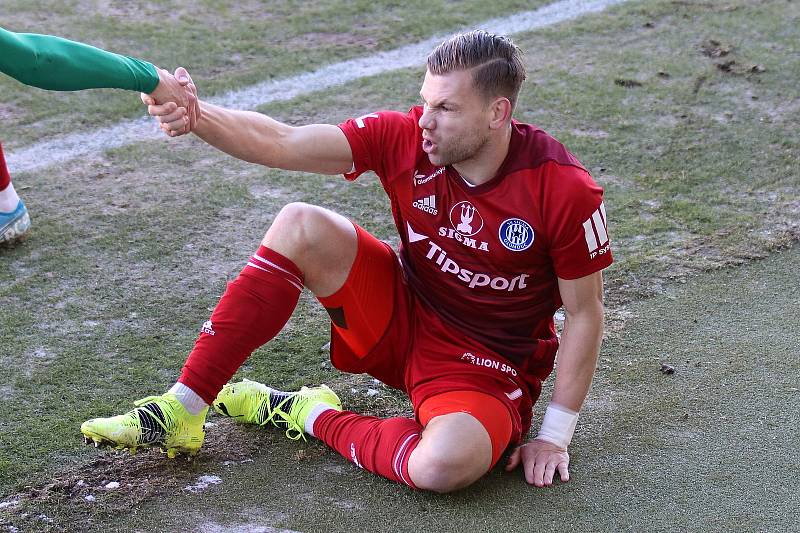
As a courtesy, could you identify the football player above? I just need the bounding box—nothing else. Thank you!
[83,30,612,492]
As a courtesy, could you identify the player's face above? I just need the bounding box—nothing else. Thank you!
[418,69,493,167]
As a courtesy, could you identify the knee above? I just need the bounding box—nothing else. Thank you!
[261,203,356,293]
[411,448,489,493]
[268,202,321,248]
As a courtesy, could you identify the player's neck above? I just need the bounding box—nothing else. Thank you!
[453,124,512,187]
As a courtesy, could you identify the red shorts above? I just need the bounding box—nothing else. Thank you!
[317,223,540,447]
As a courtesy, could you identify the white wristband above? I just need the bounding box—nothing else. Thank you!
[536,404,579,449]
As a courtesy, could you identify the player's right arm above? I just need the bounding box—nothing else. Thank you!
[147,67,353,175]
[192,102,353,175]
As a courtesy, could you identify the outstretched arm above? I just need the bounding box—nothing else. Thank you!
[0,26,158,92]
[193,102,353,175]
[506,271,604,487]
[0,26,197,129]
[146,69,353,175]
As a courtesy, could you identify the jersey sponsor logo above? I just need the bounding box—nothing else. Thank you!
[499,218,535,252]
[583,202,610,259]
[354,113,379,128]
[442,200,489,251]
[460,351,519,377]
[414,166,445,186]
[425,241,529,291]
[449,201,484,236]
[437,227,489,251]
[412,195,438,215]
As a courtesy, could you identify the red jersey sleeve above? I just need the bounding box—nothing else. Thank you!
[337,109,418,182]
[542,162,613,279]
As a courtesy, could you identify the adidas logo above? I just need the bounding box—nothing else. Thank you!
[412,195,438,215]
[582,202,611,259]
[201,320,216,336]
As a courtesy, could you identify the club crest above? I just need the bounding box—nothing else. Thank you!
[499,218,534,251]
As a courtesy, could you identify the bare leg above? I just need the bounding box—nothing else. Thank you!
[262,202,357,297]
[408,413,493,492]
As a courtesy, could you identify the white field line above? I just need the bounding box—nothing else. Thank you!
[7,0,630,174]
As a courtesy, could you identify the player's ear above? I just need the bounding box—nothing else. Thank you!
[488,97,512,129]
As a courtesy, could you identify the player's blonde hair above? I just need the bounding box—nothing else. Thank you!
[427,30,526,109]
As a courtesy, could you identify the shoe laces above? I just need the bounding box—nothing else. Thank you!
[133,395,173,435]
[258,393,306,441]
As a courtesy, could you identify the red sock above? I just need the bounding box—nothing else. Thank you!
[0,143,11,190]
[178,246,304,404]
[313,410,421,489]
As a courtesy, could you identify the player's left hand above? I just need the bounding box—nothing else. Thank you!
[505,438,570,487]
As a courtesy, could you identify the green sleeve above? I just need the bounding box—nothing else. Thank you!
[0,26,160,93]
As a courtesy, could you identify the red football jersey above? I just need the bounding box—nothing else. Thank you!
[339,106,612,370]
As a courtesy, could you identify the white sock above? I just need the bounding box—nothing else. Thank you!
[304,403,336,437]
[0,182,20,213]
[168,382,209,415]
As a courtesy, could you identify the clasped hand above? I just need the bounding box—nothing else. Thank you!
[141,67,199,136]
